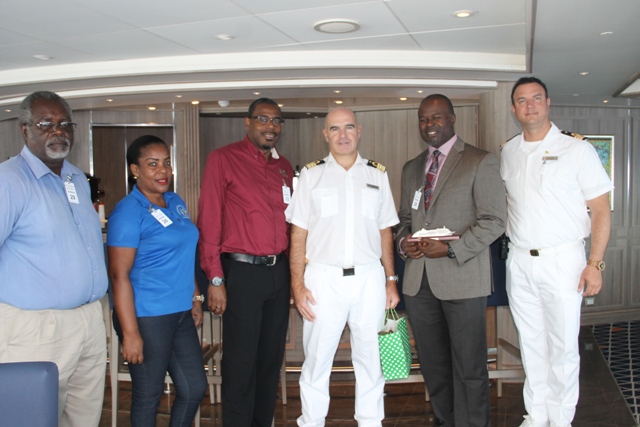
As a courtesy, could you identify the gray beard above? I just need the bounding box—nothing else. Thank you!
[45,137,71,159]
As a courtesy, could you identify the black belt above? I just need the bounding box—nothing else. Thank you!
[222,252,285,266]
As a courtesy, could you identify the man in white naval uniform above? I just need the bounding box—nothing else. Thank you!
[501,77,613,427]
[286,107,400,427]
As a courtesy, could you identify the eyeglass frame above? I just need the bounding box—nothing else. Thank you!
[250,115,285,126]
[27,121,77,133]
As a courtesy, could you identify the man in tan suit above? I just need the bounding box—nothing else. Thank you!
[396,94,506,427]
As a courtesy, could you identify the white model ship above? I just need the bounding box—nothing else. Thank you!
[412,227,456,238]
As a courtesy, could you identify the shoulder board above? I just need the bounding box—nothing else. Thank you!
[304,159,325,169]
[500,133,520,151]
[367,160,386,173]
[560,130,587,140]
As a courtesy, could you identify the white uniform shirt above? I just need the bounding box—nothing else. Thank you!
[285,153,399,267]
[500,122,612,249]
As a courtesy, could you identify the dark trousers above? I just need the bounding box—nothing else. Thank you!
[405,273,490,427]
[114,310,208,427]
[221,255,291,427]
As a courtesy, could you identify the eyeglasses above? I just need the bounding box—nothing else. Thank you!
[251,116,285,126]
[29,121,77,133]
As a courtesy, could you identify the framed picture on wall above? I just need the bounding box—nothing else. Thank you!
[585,135,614,210]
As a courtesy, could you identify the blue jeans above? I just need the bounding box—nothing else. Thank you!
[114,310,208,427]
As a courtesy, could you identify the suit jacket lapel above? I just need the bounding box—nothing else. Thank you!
[414,149,430,217]
[430,137,464,208]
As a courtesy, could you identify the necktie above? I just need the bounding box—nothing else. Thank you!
[424,150,441,211]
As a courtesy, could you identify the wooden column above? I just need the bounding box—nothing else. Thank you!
[176,103,201,221]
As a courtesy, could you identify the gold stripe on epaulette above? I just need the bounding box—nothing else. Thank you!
[367,160,386,173]
[304,159,325,169]
[500,133,519,151]
[560,130,587,140]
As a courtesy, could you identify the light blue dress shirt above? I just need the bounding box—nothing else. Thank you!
[0,146,108,309]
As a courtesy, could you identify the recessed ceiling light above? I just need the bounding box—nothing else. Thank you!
[417,90,423,94]
[33,55,52,60]
[148,106,156,110]
[400,97,408,101]
[175,95,182,98]
[306,112,311,115]
[191,101,200,105]
[335,100,343,104]
[253,92,261,95]
[453,10,474,18]
[334,90,341,94]
[278,104,283,107]
[106,99,113,102]
[580,72,589,76]
[5,109,10,112]
[603,100,609,103]
[215,34,234,41]
[314,19,360,34]
[600,31,613,36]
[572,94,579,97]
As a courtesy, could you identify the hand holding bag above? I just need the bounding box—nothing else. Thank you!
[378,309,412,381]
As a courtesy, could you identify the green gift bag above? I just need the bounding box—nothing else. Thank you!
[378,309,412,381]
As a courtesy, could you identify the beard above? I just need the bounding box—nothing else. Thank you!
[45,136,71,159]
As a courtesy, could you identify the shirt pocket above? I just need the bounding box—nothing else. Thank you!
[312,188,339,218]
[360,188,381,220]
[540,161,573,197]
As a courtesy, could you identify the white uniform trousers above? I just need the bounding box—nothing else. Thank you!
[506,244,585,427]
[297,261,386,427]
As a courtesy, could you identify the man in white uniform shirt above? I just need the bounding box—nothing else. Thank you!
[501,77,613,427]
[286,107,400,427]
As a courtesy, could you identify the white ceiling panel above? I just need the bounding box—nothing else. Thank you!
[296,34,420,51]
[70,0,250,28]
[230,0,375,15]
[0,0,135,41]
[60,30,199,61]
[257,2,406,43]
[412,25,526,55]
[387,0,526,33]
[0,42,98,67]
[146,16,300,53]
[0,28,39,46]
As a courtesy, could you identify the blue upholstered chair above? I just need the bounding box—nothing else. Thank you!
[0,361,59,427]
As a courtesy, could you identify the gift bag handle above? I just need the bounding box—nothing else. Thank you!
[385,308,400,321]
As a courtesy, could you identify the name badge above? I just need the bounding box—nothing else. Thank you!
[64,182,79,204]
[366,183,379,190]
[411,190,422,210]
[282,185,291,204]
[151,209,173,227]
[542,156,558,161]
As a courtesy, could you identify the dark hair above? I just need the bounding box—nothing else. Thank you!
[19,91,72,125]
[420,94,455,115]
[511,77,548,105]
[126,135,168,167]
[247,98,280,117]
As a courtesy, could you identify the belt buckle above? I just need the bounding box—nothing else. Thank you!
[343,268,355,276]
[265,255,277,266]
[530,249,540,256]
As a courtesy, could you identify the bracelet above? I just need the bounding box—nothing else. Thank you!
[386,275,399,282]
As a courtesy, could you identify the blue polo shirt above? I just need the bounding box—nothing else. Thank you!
[107,186,198,317]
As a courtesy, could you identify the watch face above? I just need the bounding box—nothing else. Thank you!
[598,261,606,271]
[210,277,224,287]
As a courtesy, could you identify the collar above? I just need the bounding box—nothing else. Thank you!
[325,152,366,168]
[428,134,457,158]
[20,145,77,180]
[241,135,280,160]
[130,185,171,208]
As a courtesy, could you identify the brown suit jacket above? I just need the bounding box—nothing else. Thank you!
[395,137,507,300]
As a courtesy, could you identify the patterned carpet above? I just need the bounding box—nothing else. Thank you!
[592,321,640,425]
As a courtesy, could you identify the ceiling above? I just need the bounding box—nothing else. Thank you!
[0,0,639,120]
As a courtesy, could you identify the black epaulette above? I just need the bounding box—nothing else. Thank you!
[367,160,386,173]
[304,159,325,169]
[561,130,587,140]
[500,133,519,151]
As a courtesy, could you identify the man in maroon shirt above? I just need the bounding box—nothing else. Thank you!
[198,98,293,427]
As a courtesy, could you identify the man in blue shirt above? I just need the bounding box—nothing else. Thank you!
[0,91,108,426]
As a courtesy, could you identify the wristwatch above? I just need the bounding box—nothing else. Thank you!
[386,275,399,282]
[587,259,605,271]
[209,276,225,287]
[446,243,456,259]
[192,295,205,303]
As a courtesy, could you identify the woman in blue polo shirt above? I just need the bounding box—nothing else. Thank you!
[108,135,207,426]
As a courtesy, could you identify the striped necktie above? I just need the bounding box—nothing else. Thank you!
[424,150,441,211]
